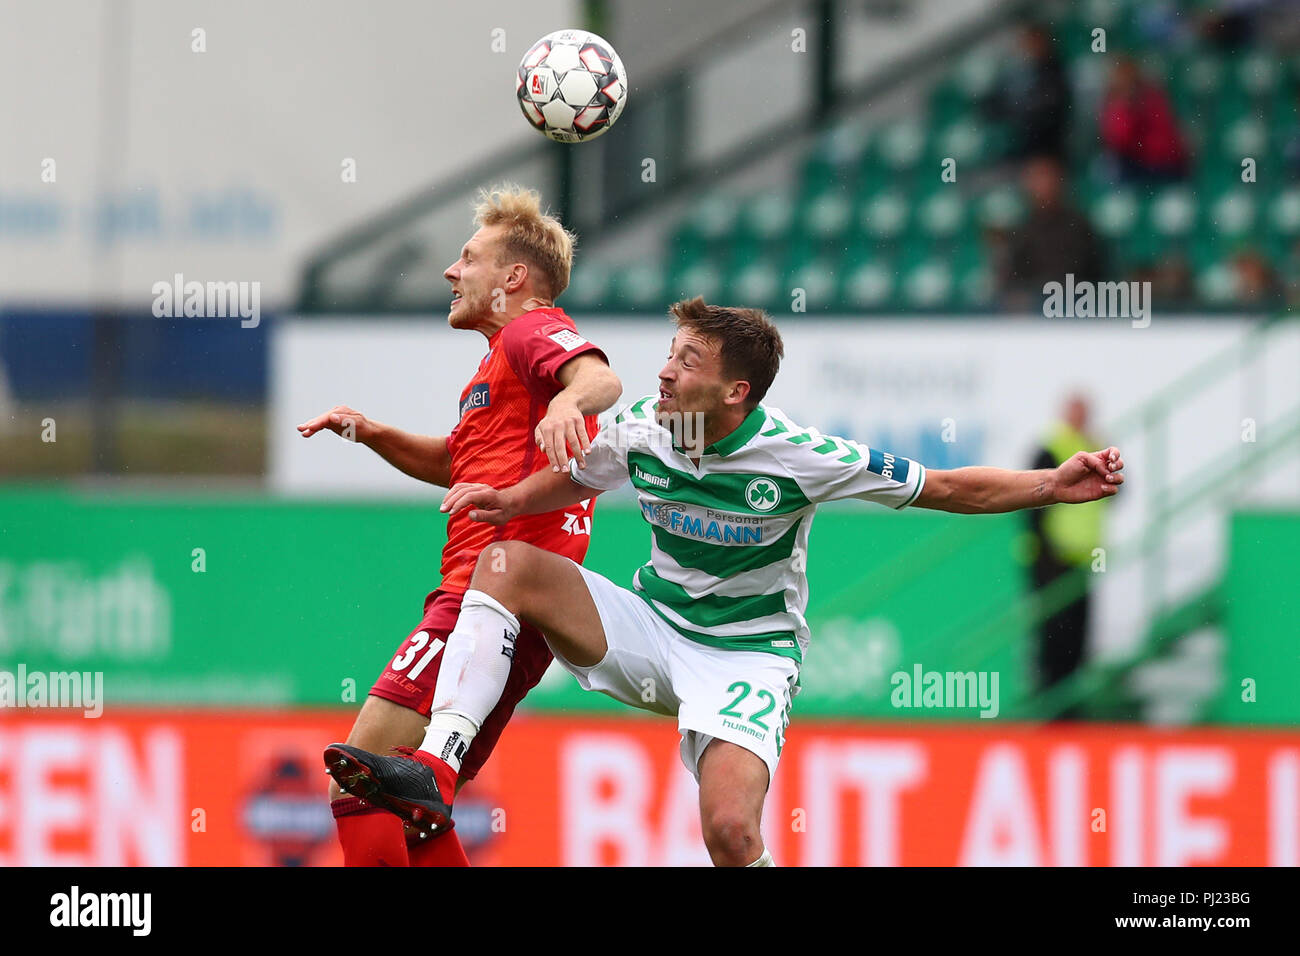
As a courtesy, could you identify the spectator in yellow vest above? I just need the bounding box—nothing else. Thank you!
[1024,393,1108,717]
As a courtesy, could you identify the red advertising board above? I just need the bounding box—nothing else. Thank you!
[1,711,1296,866]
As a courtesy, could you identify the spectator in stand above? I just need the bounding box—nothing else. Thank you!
[1022,392,1110,719]
[1233,249,1285,307]
[988,23,1072,161]
[1099,57,1191,184]
[1198,0,1300,52]
[999,156,1106,310]
[1129,254,1195,309]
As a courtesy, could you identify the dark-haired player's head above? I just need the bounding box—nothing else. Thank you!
[443,184,577,332]
[658,297,784,430]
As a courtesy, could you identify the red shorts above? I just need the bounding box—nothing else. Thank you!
[368,589,553,781]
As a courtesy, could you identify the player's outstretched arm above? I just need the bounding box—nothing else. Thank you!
[536,354,623,474]
[297,405,452,486]
[440,467,595,525]
[914,447,1124,514]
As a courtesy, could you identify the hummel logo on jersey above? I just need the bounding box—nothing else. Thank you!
[632,463,671,489]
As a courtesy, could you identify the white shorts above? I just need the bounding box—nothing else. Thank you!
[558,561,799,785]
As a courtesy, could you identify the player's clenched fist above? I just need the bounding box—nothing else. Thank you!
[1054,446,1125,504]
[297,405,375,444]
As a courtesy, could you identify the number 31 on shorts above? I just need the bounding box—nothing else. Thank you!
[391,631,445,681]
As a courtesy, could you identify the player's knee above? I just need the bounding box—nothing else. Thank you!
[701,807,761,866]
[473,540,542,595]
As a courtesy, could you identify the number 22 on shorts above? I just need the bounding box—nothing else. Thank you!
[718,680,777,729]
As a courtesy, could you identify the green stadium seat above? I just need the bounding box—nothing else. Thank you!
[1219,117,1270,164]
[1266,185,1300,257]
[931,117,995,169]
[681,195,739,244]
[1148,186,1197,243]
[787,258,837,311]
[801,191,853,243]
[1235,51,1283,101]
[956,258,995,309]
[915,190,969,243]
[610,263,666,311]
[1269,186,1300,236]
[1088,189,1143,270]
[669,261,724,304]
[1090,189,1140,239]
[840,257,897,310]
[1169,51,1226,117]
[930,49,1000,122]
[1066,48,1111,105]
[739,193,796,244]
[726,259,783,310]
[856,189,911,245]
[975,184,1025,230]
[1059,0,1125,57]
[803,125,867,192]
[1195,259,1240,306]
[565,263,609,310]
[1207,189,1258,243]
[871,119,928,180]
[900,258,955,310]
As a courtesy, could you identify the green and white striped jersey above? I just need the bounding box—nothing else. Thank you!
[568,395,927,663]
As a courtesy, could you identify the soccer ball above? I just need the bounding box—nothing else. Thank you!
[516,30,628,143]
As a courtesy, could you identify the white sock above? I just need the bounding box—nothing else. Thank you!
[745,847,775,867]
[420,588,520,773]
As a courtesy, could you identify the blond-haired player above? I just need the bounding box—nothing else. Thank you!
[302,185,621,866]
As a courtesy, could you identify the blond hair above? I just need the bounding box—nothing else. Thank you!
[473,185,576,300]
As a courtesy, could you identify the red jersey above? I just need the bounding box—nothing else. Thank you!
[440,307,606,592]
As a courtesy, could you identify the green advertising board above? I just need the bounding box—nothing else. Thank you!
[0,488,1032,717]
[1211,511,1300,724]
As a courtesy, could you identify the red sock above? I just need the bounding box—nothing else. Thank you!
[332,796,409,866]
[407,829,471,867]
[392,746,459,803]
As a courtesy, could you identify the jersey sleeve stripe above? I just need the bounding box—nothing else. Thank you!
[897,464,926,509]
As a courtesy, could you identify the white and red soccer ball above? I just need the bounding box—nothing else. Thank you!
[516,30,628,143]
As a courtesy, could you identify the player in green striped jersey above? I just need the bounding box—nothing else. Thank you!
[330,297,1126,866]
